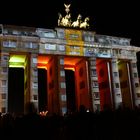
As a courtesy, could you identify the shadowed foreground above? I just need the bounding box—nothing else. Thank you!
[0,105,140,140]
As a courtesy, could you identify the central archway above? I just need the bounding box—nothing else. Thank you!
[64,56,92,112]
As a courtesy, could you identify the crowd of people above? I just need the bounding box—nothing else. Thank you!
[0,104,140,140]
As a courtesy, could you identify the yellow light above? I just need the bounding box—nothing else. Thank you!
[38,66,47,70]
[9,55,26,63]
[64,67,75,71]
[9,55,26,68]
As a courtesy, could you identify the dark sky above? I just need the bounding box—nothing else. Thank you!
[0,0,140,46]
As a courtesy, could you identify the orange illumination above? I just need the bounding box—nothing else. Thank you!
[37,56,51,69]
[64,57,82,65]
[37,62,47,68]
[37,56,50,64]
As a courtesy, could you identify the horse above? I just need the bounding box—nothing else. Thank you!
[58,13,71,27]
[58,13,63,26]
[80,17,90,29]
[71,14,82,28]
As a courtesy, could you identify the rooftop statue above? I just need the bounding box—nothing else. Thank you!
[58,13,63,26]
[80,17,90,29]
[58,4,72,27]
[64,4,71,14]
[61,13,71,27]
[58,13,71,27]
[58,3,90,29]
[71,14,82,28]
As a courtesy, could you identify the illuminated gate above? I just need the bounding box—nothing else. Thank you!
[0,24,140,115]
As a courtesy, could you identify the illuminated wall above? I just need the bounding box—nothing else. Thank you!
[65,29,83,41]
[65,29,84,56]
[47,57,60,114]
[96,59,113,110]
[75,59,91,110]
[118,61,133,108]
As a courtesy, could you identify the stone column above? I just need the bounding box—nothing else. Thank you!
[111,58,122,109]
[88,57,100,111]
[129,59,140,107]
[57,56,67,115]
[30,53,39,112]
[0,52,9,113]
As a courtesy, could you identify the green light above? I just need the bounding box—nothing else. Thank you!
[9,55,26,68]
